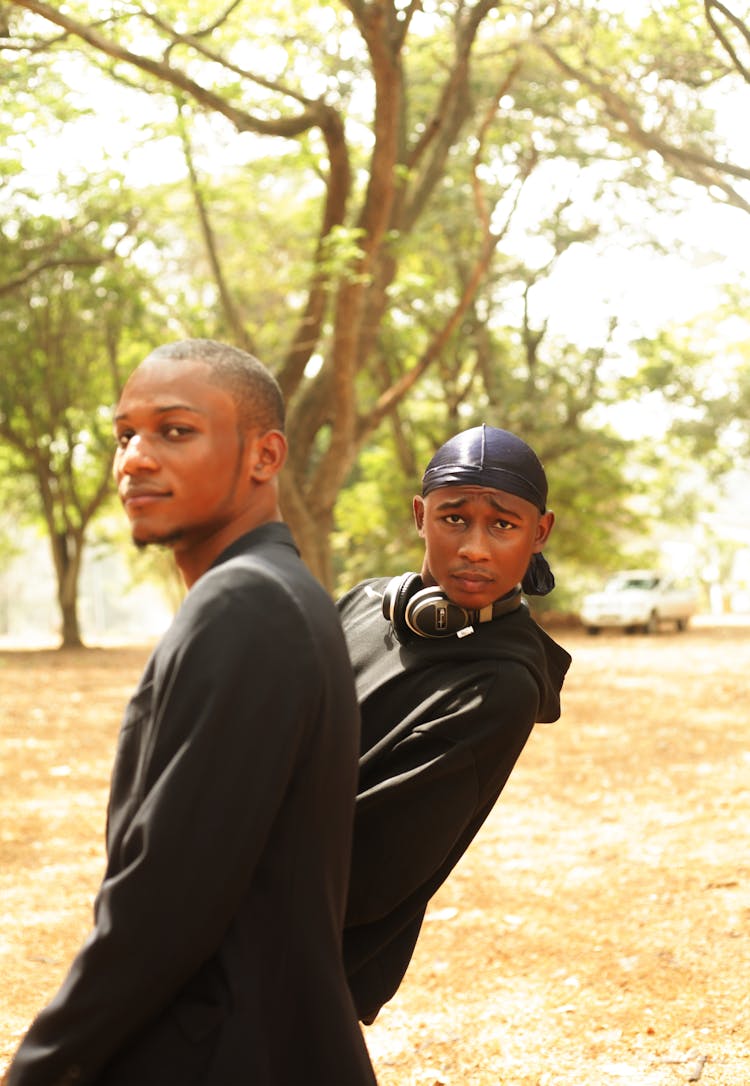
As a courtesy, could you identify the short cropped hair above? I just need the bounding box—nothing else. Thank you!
[148,339,285,433]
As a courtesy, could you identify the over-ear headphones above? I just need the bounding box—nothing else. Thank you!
[382,573,523,642]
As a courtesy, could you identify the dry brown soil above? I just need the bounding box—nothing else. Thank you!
[1,622,748,1085]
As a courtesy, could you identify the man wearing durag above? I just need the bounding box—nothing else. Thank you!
[340,424,572,1024]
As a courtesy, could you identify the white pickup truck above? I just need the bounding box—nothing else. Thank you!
[580,570,699,635]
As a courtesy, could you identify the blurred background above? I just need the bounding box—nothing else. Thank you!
[2,0,750,647]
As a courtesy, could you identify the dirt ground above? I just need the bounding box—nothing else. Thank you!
[1,621,748,1085]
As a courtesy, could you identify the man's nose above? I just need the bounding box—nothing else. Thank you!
[116,435,158,474]
[457,524,491,561]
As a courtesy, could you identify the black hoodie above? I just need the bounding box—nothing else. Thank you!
[338,577,572,1023]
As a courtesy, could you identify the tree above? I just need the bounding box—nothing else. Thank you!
[629,289,750,462]
[706,0,750,82]
[0,191,157,646]
[3,0,750,589]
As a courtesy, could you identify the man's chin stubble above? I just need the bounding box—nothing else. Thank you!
[133,529,184,550]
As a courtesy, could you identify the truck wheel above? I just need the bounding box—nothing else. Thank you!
[644,611,659,635]
[585,626,601,636]
[675,618,687,632]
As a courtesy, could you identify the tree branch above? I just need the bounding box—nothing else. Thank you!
[705,0,750,83]
[175,98,255,354]
[10,0,331,138]
[538,38,750,212]
[0,255,100,297]
[276,107,351,402]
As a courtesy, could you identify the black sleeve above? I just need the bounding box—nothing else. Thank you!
[346,661,539,927]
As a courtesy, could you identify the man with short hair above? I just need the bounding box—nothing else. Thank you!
[340,425,572,1024]
[5,340,376,1086]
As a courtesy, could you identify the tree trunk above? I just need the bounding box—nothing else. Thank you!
[59,592,83,649]
[279,473,335,592]
[51,529,84,648]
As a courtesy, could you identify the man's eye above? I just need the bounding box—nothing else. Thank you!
[164,425,192,439]
[115,432,132,448]
[496,519,514,530]
[444,514,464,525]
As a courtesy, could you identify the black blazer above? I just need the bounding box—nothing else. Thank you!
[7,525,376,1086]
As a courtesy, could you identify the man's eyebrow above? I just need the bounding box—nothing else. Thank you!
[114,402,204,422]
[434,496,469,510]
[434,494,523,516]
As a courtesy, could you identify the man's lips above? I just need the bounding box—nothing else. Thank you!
[120,486,170,507]
[449,570,495,591]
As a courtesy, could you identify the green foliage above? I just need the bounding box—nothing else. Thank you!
[0,206,153,520]
[0,446,38,561]
[0,162,167,641]
[333,445,422,593]
[2,0,750,610]
[628,290,750,465]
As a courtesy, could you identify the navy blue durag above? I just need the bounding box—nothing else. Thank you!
[421,424,556,596]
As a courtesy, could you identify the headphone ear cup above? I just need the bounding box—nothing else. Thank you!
[404,587,471,638]
[382,573,423,642]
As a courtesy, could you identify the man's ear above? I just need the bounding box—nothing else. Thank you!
[249,430,287,482]
[413,495,425,535]
[533,510,555,551]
